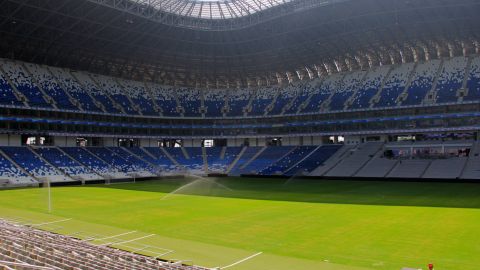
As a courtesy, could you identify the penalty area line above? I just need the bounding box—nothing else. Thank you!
[102,234,156,246]
[30,218,72,227]
[90,230,137,241]
[218,252,263,269]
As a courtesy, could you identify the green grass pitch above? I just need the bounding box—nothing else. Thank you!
[0,177,479,270]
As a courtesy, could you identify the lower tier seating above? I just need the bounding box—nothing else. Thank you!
[1,147,71,182]
[0,143,478,187]
[0,219,206,270]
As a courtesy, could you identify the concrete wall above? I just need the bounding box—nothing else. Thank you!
[301,136,313,146]
[249,138,266,147]
[140,139,156,147]
[287,137,301,146]
[0,134,9,146]
[227,138,244,147]
[345,136,362,145]
[54,136,76,147]
[193,139,203,147]
[0,134,22,146]
[312,136,323,146]
[183,139,194,147]
[103,137,117,147]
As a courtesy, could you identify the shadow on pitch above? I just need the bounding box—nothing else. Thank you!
[92,177,480,209]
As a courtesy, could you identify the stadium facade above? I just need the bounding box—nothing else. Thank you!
[0,0,479,187]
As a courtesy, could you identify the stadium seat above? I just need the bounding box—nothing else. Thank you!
[204,88,228,117]
[464,56,480,102]
[435,57,467,104]
[402,60,441,106]
[374,63,415,108]
[90,74,138,115]
[23,63,79,110]
[1,60,52,108]
[1,147,71,182]
[48,67,103,112]
[34,147,100,180]
[348,66,390,110]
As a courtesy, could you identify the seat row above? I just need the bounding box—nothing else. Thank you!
[0,219,206,270]
[1,56,479,118]
[0,145,343,187]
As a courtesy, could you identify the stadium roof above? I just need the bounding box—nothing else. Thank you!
[1,0,479,87]
[134,0,294,20]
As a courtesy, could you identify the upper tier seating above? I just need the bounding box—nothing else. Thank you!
[0,68,23,106]
[402,59,441,106]
[71,71,121,114]
[348,66,390,110]
[464,56,480,102]
[435,57,467,104]
[177,87,201,117]
[146,83,180,117]
[0,151,36,185]
[284,82,313,114]
[91,74,137,115]
[329,71,365,111]
[118,79,158,116]
[34,147,100,181]
[204,89,227,117]
[1,60,52,108]
[303,74,342,113]
[227,88,252,116]
[374,62,415,108]
[249,87,277,116]
[1,147,71,182]
[268,84,300,115]
[48,67,103,112]
[23,63,78,110]
[0,57,479,118]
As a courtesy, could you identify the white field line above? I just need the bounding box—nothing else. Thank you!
[2,217,35,225]
[90,230,137,241]
[31,218,72,227]
[219,252,263,269]
[153,250,175,259]
[117,242,175,258]
[102,234,155,246]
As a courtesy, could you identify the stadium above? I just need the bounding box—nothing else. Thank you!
[0,0,479,269]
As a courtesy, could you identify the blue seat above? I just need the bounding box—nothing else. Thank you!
[435,57,467,104]
[402,60,440,106]
[260,146,316,175]
[285,145,342,176]
[240,146,294,175]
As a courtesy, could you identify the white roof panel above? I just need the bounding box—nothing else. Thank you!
[136,0,293,19]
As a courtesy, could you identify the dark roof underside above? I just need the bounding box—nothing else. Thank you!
[0,0,479,87]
